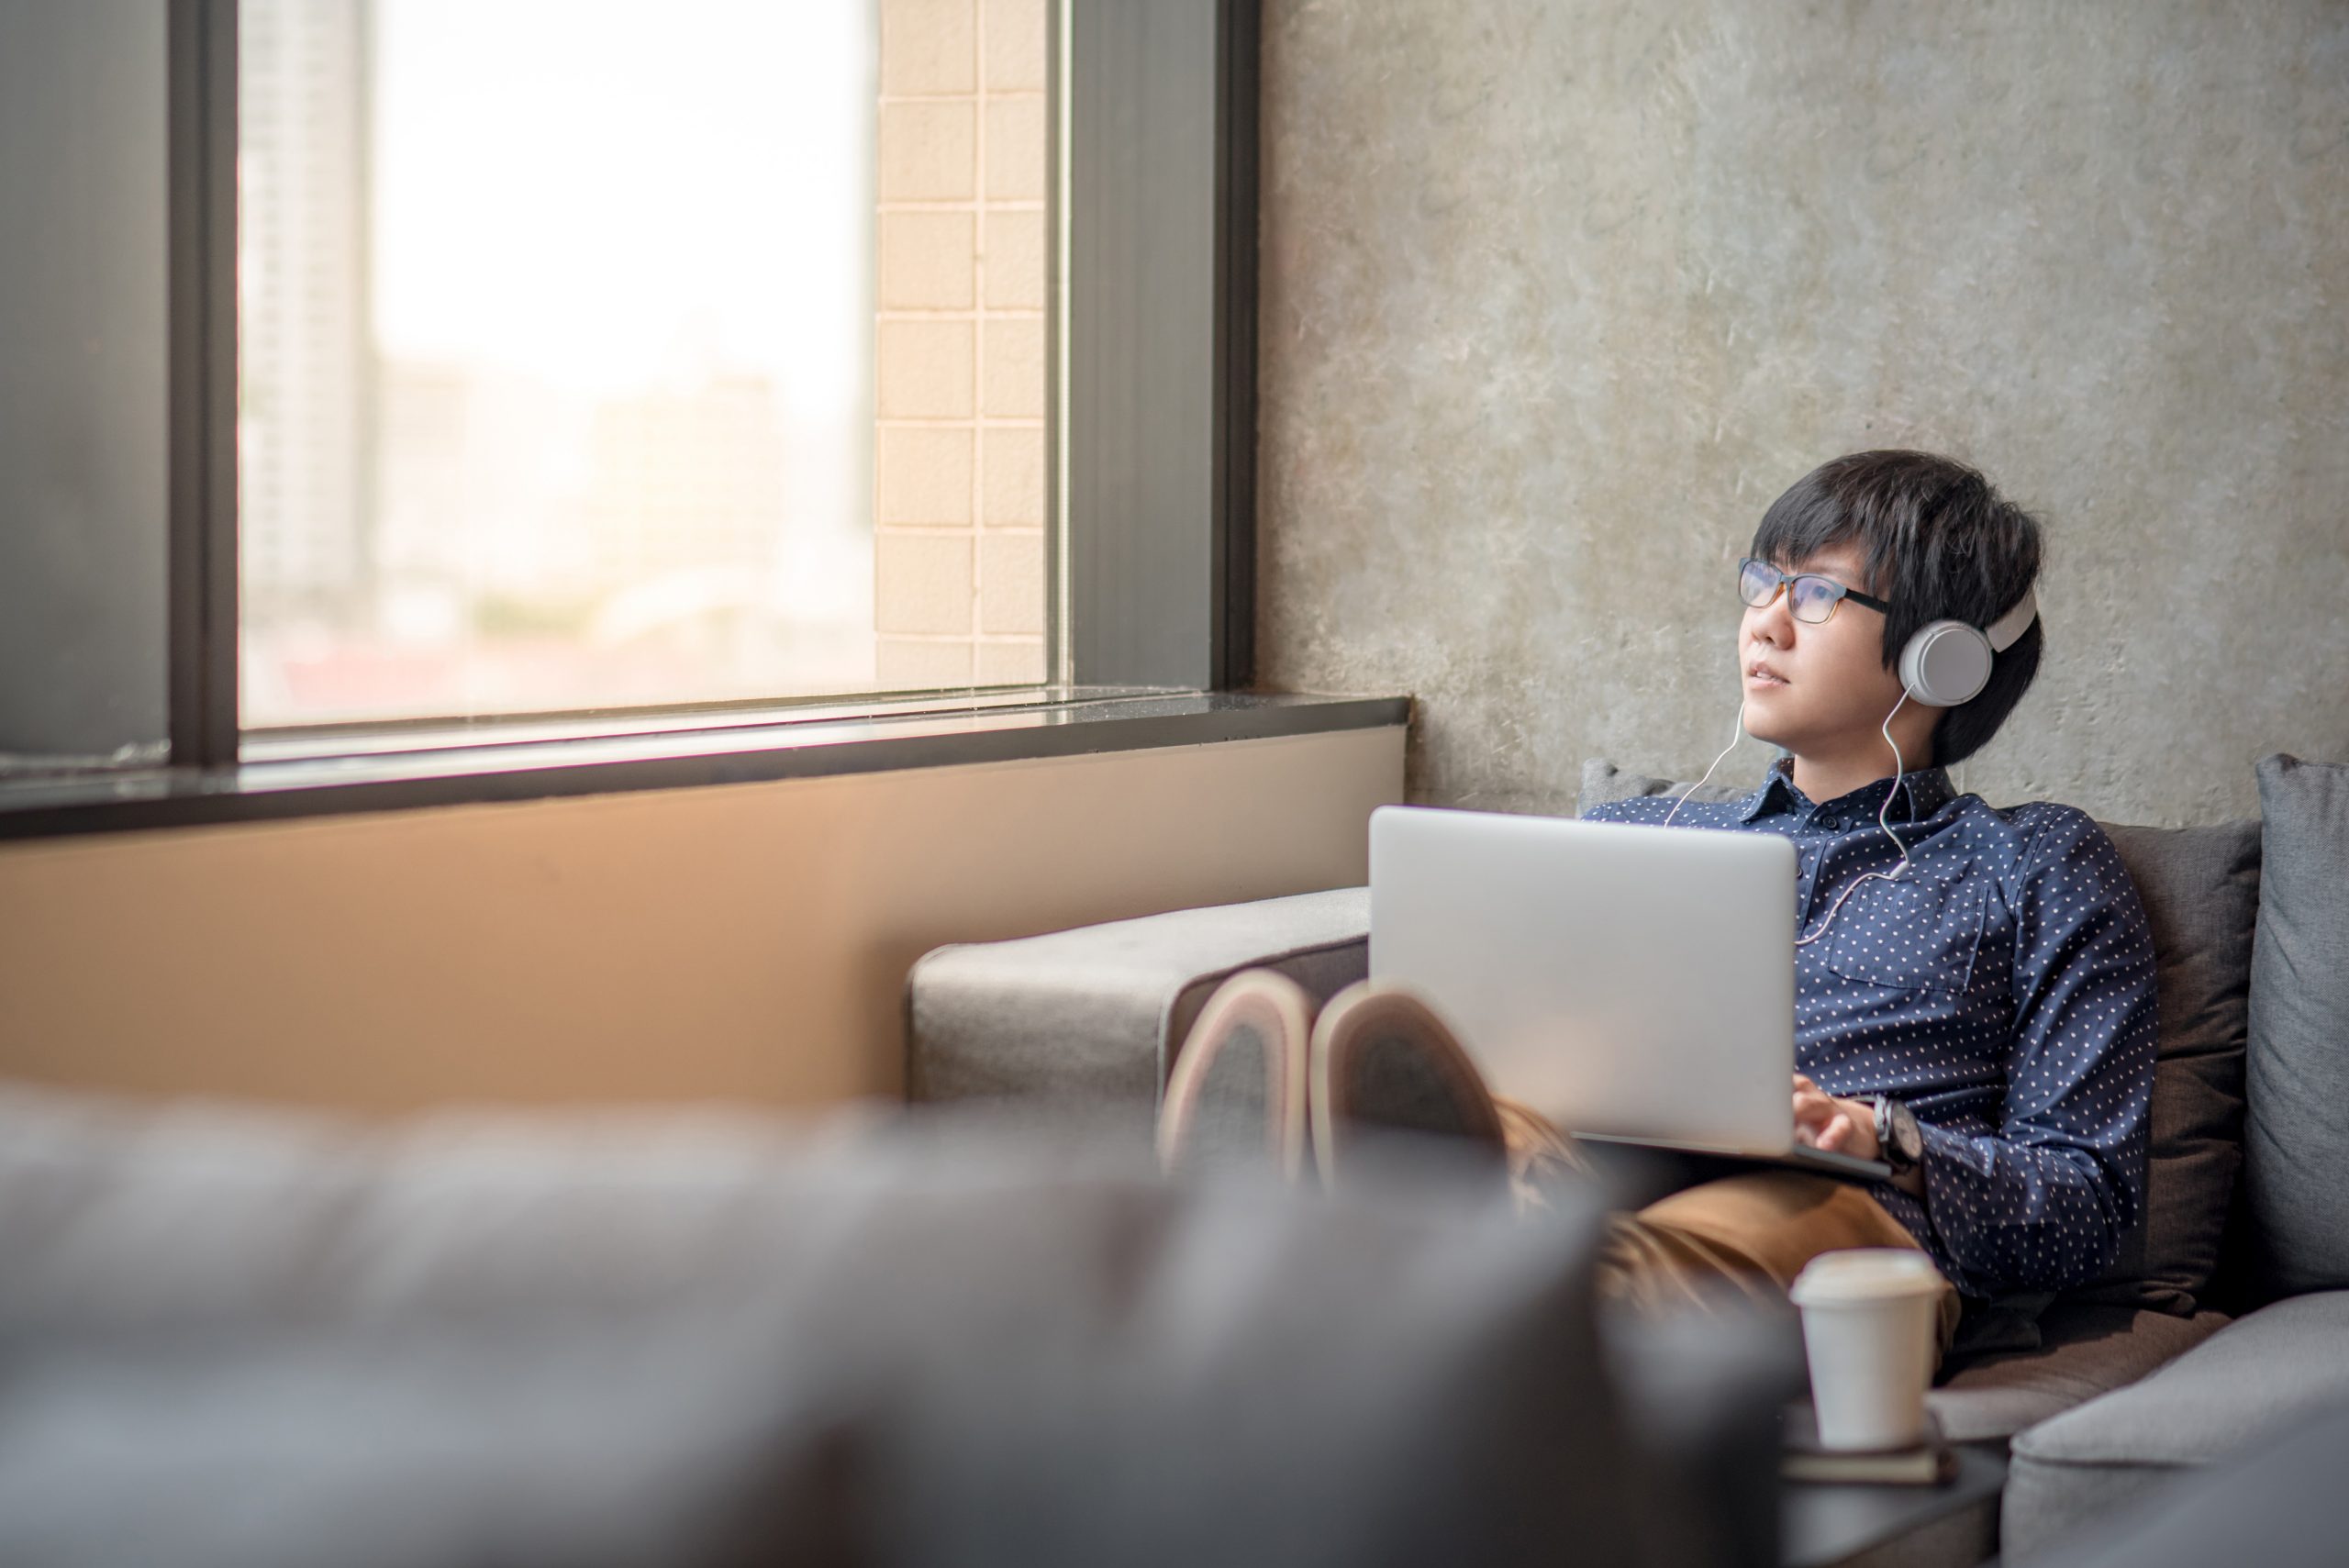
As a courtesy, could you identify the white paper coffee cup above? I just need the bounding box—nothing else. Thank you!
[1787,1249,1944,1451]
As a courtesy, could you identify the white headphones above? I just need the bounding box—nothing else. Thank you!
[1898,587,2039,707]
[1663,581,2042,950]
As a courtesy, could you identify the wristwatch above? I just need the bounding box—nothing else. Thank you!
[1865,1095,1924,1174]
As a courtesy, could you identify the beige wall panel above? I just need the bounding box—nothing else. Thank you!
[0,728,1403,1112]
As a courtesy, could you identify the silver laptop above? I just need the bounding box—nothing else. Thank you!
[1367,804,1888,1181]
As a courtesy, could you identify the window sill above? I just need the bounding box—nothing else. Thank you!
[0,690,1410,841]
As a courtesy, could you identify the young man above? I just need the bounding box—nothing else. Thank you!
[1159,450,2160,1362]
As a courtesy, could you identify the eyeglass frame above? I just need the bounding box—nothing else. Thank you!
[1736,556,1893,625]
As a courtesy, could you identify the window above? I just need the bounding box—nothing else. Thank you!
[0,0,1264,830]
[237,0,1048,728]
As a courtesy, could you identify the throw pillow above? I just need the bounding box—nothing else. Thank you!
[2244,753,2349,1299]
[2073,821,2260,1314]
[1576,759,1748,818]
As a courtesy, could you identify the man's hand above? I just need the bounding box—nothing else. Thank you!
[1794,1074,1929,1196]
[1792,1073,1881,1160]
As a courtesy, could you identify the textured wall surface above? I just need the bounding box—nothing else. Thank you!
[1256,1,2347,827]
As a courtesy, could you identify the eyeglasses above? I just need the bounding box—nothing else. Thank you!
[1737,557,1892,625]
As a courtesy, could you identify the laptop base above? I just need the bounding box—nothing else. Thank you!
[1575,1130,1892,1186]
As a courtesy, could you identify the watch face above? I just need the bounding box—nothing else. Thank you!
[1891,1106,1923,1163]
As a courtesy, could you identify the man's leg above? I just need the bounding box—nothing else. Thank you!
[1235,981,1965,1369]
[1595,1170,1964,1370]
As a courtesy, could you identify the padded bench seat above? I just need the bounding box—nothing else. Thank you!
[2002,1290,2349,1560]
[904,885,2221,1456]
[907,887,1372,1129]
[1928,1301,2227,1444]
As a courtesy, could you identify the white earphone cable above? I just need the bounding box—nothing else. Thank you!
[1661,704,1748,831]
[1660,691,1923,946]
[1792,691,1919,947]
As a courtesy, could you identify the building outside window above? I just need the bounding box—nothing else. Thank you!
[237,0,1050,730]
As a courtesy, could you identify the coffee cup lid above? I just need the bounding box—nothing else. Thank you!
[1787,1248,1944,1306]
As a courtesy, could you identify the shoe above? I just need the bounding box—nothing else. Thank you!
[1308,982,1508,1192]
[1156,969,1314,1182]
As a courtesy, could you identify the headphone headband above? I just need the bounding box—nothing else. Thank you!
[1984,586,2038,652]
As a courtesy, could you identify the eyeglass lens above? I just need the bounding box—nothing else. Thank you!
[1737,559,1842,624]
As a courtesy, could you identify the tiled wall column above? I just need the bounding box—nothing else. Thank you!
[874,0,1047,689]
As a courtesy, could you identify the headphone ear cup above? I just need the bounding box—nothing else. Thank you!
[1899,620,1995,707]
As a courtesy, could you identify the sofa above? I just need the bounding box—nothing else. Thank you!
[0,1084,1807,1567]
[908,752,2349,1563]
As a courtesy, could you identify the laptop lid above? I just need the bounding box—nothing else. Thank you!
[1367,804,1798,1154]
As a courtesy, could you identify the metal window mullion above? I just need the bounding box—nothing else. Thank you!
[1211,0,1259,689]
[167,0,240,769]
[1064,0,1254,692]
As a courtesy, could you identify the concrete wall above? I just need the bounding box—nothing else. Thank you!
[0,728,1401,1112]
[1255,1,2348,827]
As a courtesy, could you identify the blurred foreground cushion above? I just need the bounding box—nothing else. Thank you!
[0,1084,1782,1568]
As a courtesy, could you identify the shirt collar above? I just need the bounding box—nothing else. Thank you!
[1737,754,1956,826]
[1736,757,1799,822]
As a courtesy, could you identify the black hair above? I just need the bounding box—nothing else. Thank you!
[1751,450,2043,768]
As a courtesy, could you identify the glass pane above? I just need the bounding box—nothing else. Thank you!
[239,0,1050,729]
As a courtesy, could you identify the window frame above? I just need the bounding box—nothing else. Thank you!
[1063,0,1258,692]
[167,0,239,771]
[0,0,1342,839]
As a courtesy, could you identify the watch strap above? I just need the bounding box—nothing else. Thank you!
[1868,1095,1920,1173]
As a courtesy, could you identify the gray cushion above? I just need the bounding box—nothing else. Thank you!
[2003,1291,2349,1560]
[2071,821,2259,1315]
[2011,1399,2349,1568]
[906,888,1370,1124]
[0,1081,1746,1568]
[1924,1300,2228,1444]
[1577,758,1749,817]
[2245,753,2349,1298]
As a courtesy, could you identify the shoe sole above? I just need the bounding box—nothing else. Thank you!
[1156,968,1313,1182]
[1309,981,1505,1192]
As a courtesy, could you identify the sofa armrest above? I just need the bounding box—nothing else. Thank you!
[906,887,1371,1126]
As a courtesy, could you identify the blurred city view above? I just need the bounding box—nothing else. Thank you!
[239,0,1046,728]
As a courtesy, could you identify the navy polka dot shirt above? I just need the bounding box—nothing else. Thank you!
[1585,757,2159,1298]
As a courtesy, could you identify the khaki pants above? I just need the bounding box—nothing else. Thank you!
[1596,1171,1964,1371]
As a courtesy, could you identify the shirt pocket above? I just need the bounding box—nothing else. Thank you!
[1820,872,1990,994]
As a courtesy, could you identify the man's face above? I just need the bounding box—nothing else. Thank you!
[1737,541,1911,753]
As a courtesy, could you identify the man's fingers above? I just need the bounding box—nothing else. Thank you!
[1793,1106,1848,1150]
